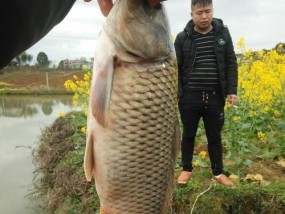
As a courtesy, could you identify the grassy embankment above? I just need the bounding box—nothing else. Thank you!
[29,111,285,214]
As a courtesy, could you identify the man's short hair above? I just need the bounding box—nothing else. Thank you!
[191,0,212,9]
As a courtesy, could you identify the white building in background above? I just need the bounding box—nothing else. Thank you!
[62,59,93,70]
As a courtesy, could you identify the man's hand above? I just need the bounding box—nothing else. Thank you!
[97,0,113,16]
[83,0,113,16]
[227,94,237,106]
[85,0,165,17]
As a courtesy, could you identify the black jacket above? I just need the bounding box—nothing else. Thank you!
[0,0,76,69]
[174,18,238,98]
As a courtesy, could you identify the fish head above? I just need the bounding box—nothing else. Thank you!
[104,0,173,62]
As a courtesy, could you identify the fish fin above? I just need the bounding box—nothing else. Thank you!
[84,130,95,182]
[90,56,114,128]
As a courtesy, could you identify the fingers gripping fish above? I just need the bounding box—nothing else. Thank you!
[84,0,179,213]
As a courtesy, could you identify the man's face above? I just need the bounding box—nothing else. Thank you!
[191,4,213,31]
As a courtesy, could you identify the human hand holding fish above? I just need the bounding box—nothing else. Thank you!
[227,94,237,106]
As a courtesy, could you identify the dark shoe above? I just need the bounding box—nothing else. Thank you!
[177,171,192,184]
[212,174,236,188]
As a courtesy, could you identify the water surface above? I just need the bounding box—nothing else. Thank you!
[0,95,79,214]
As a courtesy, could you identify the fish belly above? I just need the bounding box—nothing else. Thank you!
[95,59,178,214]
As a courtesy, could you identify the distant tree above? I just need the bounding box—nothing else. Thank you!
[15,55,21,66]
[274,42,285,54]
[37,52,50,67]
[20,52,28,65]
[57,60,65,70]
[8,59,19,67]
[36,52,51,89]
[11,52,34,66]
[25,53,33,65]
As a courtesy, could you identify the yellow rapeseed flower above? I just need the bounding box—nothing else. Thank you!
[198,151,207,159]
[73,75,78,80]
[257,131,267,143]
[249,111,257,117]
[58,112,65,117]
[237,37,245,52]
[262,106,270,113]
[193,160,199,167]
[233,116,241,121]
[238,40,285,115]
[256,50,265,59]
[274,110,281,118]
[82,64,89,70]
[81,127,87,134]
[64,70,91,112]
[243,49,253,60]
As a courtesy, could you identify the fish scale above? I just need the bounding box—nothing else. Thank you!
[93,60,177,214]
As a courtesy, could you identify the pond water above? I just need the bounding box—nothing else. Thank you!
[0,95,80,214]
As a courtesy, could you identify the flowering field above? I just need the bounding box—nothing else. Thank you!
[222,40,285,175]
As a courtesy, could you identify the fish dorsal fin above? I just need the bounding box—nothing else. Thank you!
[90,55,114,128]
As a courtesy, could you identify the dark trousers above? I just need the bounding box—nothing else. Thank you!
[178,91,225,176]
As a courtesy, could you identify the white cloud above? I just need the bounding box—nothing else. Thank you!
[27,0,285,65]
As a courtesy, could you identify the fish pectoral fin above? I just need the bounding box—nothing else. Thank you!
[84,131,95,181]
[91,56,114,128]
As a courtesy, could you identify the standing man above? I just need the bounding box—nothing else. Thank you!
[174,0,237,187]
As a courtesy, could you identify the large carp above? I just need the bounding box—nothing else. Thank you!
[84,0,179,213]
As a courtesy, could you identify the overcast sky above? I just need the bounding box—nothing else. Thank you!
[27,0,285,65]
